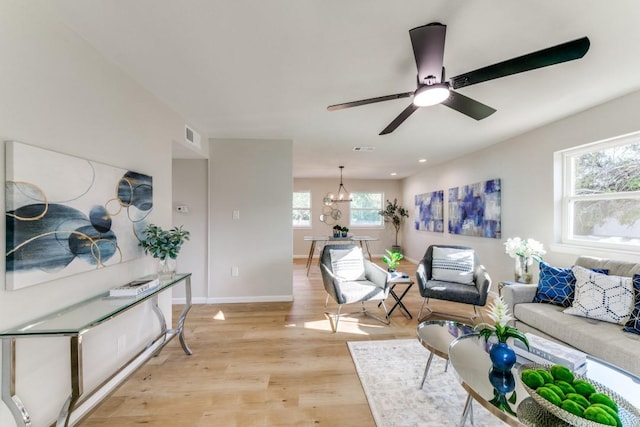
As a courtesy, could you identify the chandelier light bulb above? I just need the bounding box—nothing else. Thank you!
[413,83,450,107]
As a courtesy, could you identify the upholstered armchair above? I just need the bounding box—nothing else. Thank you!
[416,245,491,322]
[320,244,390,332]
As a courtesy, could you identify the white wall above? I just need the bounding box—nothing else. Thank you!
[209,139,293,302]
[293,178,403,258]
[402,89,640,284]
[0,3,199,426]
[172,159,209,303]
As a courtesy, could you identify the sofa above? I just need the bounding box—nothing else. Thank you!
[502,255,640,376]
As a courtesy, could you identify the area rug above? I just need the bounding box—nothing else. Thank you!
[347,339,507,427]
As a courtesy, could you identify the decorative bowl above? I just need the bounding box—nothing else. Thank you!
[517,363,640,427]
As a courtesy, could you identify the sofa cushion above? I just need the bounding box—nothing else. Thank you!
[431,247,474,285]
[623,274,640,335]
[564,266,634,325]
[533,262,608,307]
[329,247,366,281]
[514,302,640,375]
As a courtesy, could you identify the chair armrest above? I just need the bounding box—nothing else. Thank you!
[364,260,389,289]
[501,283,538,316]
[472,265,492,306]
[320,263,341,301]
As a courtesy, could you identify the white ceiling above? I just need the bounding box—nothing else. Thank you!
[48,0,640,179]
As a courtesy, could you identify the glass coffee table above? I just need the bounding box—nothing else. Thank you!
[416,320,476,389]
[448,333,640,426]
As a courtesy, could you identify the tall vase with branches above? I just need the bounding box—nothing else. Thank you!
[379,198,409,250]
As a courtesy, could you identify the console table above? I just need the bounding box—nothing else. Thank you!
[0,273,192,427]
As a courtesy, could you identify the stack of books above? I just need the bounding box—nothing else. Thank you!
[513,332,587,374]
[109,278,160,297]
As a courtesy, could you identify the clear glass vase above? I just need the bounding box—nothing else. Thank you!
[157,257,176,280]
[514,256,533,283]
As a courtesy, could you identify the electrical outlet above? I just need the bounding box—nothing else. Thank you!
[231,266,239,277]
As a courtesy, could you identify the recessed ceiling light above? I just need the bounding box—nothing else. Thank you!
[390,172,397,176]
[419,158,427,163]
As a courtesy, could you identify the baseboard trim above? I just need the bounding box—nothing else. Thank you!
[173,295,294,304]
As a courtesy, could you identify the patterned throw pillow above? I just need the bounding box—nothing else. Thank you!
[564,266,634,325]
[431,247,474,285]
[534,262,608,307]
[623,274,640,335]
[330,247,366,281]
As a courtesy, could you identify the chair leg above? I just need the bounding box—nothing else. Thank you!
[324,297,389,332]
[417,298,433,322]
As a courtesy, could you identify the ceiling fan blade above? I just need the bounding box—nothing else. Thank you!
[410,23,446,84]
[327,92,413,111]
[450,37,590,89]
[379,103,419,135]
[441,91,496,120]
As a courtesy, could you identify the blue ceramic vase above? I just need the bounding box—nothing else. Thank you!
[489,342,517,373]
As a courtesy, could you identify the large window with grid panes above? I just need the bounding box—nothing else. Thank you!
[349,192,384,227]
[559,133,640,251]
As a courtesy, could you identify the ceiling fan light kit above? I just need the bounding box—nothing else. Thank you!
[413,83,450,107]
[328,22,589,135]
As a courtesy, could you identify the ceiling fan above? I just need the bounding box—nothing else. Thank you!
[327,23,590,135]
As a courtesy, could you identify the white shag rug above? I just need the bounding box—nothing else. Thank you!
[347,339,508,427]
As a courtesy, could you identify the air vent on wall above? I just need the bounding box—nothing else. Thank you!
[353,146,375,151]
[185,125,201,149]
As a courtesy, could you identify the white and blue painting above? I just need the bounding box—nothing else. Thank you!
[448,178,501,238]
[5,141,152,290]
[414,190,444,232]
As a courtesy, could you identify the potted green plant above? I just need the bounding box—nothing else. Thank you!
[332,224,342,238]
[379,198,409,251]
[341,226,349,238]
[139,224,190,279]
[382,249,403,272]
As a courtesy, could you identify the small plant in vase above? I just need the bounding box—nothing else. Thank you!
[139,224,190,279]
[382,249,403,272]
[475,296,529,415]
[341,226,349,238]
[332,224,342,238]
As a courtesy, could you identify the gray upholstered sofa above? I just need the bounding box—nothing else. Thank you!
[502,256,640,376]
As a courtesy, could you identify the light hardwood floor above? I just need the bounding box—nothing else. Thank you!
[79,258,489,426]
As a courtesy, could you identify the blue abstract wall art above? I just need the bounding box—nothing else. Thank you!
[448,178,501,238]
[414,190,444,232]
[5,141,153,290]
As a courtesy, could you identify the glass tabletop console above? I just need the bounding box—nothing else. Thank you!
[0,273,193,427]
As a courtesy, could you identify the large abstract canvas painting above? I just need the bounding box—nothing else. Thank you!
[5,141,153,290]
[448,178,501,238]
[414,190,444,232]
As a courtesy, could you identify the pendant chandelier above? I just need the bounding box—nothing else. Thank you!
[325,166,352,204]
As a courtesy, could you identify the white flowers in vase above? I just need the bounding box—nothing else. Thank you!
[504,237,546,283]
[504,237,546,262]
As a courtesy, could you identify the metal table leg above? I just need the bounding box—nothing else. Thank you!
[57,336,83,427]
[306,240,317,276]
[2,338,31,427]
[420,351,435,389]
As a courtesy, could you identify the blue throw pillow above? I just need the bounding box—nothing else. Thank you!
[533,262,608,307]
[623,274,640,335]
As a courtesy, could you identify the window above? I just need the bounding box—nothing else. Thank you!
[293,191,311,227]
[560,133,640,250]
[350,192,383,227]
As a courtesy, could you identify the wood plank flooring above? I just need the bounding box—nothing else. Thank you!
[79,258,490,426]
